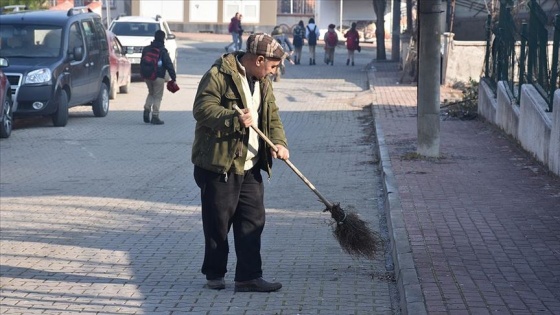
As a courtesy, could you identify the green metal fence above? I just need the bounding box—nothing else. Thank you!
[484,0,559,112]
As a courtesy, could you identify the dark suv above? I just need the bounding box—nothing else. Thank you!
[0,7,111,127]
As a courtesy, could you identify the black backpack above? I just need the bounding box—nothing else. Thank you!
[293,25,304,47]
[306,25,317,46]
[140,46,161,80]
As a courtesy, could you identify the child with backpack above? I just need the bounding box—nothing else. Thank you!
[292,20,305,65]
[323,24,339,66]
[344,22,360,66]
[305,18,320,65]
[140,30,177,125]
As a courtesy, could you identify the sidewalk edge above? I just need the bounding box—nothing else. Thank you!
[367,67,428,315]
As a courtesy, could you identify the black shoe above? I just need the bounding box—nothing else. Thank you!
[312,59,316,65]
[234,277,282,292]
[143,109,150,123]
[151,116,164,125]
[224,46,228,52]
[346,59,350,66]
[206,278,225,290]
[352,61,355,66]
[309,58,313,65]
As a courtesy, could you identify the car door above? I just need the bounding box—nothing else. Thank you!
[66,22,90,105]
[113,36,129,87]
[81,19,106,101]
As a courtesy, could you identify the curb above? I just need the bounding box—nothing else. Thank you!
[367,65,428,315]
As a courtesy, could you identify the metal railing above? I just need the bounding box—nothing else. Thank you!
[484,0,559,111]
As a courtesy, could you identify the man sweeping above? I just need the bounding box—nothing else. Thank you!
[191,33,289,292]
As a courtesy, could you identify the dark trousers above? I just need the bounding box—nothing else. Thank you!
[193,166,265,282]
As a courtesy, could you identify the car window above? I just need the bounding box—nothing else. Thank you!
[111,22,160,36]
[0,25,62,58]
[68,22,84,60]
[43,29,62,55]
[93,19,108,52]
[81,20,98,52]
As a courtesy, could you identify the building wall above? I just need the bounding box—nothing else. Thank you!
[130,0,277,34]
[124,0,397,36]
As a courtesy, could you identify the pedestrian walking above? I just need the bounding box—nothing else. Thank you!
[141,30,177,125]
[292,20,305,65]
[225,12,241,52]
[305,17,319,65]
[344,22,360,66]
[323,24,339,66]
[237,14,244,51]
[192,33,290,293]
[271,25,294,81]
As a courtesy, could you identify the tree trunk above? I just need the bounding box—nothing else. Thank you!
[406,0,413,32]
[392,0,401,61]
[372,0,387,60]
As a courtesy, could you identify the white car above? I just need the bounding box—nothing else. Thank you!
[108,15,177,76]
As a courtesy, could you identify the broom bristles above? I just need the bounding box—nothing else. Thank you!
[327,203,381,260]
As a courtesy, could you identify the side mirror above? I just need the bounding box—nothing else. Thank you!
[0,57,9,67]
[167,33,176,40]
[73,46,83,61]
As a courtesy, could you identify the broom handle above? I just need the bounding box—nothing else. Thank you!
[233,105,333,208]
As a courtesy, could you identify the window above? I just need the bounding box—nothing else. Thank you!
[223,0,259,24]
[277,0,315,15]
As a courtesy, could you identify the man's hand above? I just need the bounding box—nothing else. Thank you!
[237,108,253,128]
[272,144,289,160]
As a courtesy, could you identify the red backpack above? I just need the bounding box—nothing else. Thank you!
[346,30,359,49]
[326,31,337,47]
[140,46,161,80]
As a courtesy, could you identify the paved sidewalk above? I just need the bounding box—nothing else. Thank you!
[368,62,560,314]
[2,31,559,315]
[0,35,395,314]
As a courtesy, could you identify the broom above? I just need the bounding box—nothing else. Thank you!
[233,105,381,260]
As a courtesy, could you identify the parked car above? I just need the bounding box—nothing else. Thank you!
[0,57,13,138]
[0,7,111,127]
[107,30,131,99]
[108,15,178,76]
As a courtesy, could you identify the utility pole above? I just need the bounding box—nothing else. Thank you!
[417,0,442,157]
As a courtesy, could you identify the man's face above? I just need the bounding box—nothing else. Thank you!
[252,56,281,80]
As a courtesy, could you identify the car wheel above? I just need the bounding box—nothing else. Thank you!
[119,74,130,94]
[109,78,117,100]
[0,95,13,138]
[92,82,109,117]
[52,90,69,127]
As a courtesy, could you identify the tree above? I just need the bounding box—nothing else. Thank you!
[372,0,387,60]
[406,0,413,33]
[0,0,48,10]
[391,0,401,61]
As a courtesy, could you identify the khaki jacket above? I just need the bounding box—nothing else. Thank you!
[191,52,288,177]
